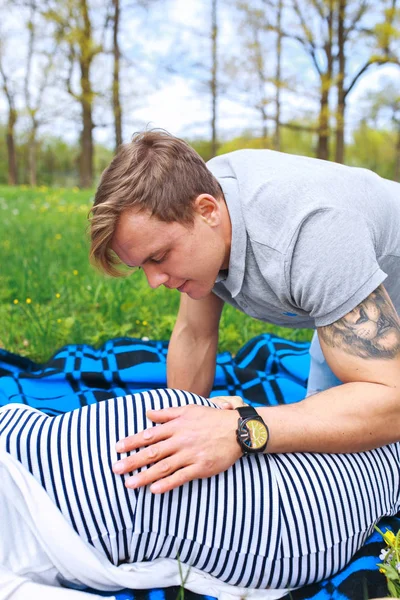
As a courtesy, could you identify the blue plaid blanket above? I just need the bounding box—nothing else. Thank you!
[0,334,395,600]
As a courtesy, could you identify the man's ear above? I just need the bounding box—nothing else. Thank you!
[193,194,221,226]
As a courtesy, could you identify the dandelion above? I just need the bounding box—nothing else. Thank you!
[26,298,32,304]
[57,318,62,323]
[384,530,396,545]
[142,320,148,326]
[13,299,18,304]
[136,319,140,324]
[55,293,61,299]
[73,270,78,276]
[55,233,62,240]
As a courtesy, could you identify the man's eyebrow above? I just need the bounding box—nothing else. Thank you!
[128,249,166,268]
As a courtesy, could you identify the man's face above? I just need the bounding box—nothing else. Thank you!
[112,201,230,300]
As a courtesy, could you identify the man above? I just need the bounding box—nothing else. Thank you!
[90,129,400,495]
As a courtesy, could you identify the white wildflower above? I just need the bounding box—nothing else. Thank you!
[379,548,390,561]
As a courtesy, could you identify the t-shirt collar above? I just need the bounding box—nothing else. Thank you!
[215,175,247,298]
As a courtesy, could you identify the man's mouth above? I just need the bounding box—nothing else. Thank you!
[177,281,188,293]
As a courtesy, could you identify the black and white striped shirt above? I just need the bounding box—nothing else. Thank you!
[1,388,399,589]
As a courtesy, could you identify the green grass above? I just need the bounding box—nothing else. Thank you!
[0,185,313,363]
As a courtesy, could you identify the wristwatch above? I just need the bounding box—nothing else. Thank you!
[236,406,269,456]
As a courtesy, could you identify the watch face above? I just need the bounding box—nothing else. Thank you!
[246,419,268,450]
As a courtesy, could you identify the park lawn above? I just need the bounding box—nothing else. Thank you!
[0,185,313,363]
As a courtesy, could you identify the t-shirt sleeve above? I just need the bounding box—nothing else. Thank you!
[286,207,387,327]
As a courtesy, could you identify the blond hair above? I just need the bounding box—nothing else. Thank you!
[89,130,222,276]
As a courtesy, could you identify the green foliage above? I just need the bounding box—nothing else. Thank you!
[347,123,397,180]
[0,130,113,188]
[217,133,273,154]
[0,186,310,363]
[189,138,214,162]
[212,127,316,158]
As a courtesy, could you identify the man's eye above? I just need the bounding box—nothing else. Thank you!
[152,255,165,264]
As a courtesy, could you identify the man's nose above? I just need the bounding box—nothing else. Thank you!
[143,265,169,289]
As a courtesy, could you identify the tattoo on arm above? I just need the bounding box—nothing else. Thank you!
[319,285,400,359]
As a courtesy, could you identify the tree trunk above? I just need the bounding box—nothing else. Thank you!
[317,84,330,160]
[260,105,268,148]
[112,0,122,151]
[210,0,218,158]
[316,0,334,160]
[28,124,38,187]
[273,0,283,151]
[80,62,94,188]
[78,0,94,188]
[335,0,346,164]
[6,107,18,185]
[394,125,400,183]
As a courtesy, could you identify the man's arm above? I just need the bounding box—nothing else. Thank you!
[167,292,224,396]
[113,285,400,493]
[261,284,400,453]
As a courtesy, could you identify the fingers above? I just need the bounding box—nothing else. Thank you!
[124,453,186,491]
[112,404,241,494]
[227,396,246,408]
[113,437,172,475]
[146,407,184,423]
[125,461,202,495]
[149,466,202,494]
[211,395,245,410]
[211,398,235,409]
[115,426,163,454]
[115,408,182,453]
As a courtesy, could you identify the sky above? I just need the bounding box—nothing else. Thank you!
[0,0,399,148]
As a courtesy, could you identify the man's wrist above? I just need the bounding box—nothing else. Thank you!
[235,406,269,456]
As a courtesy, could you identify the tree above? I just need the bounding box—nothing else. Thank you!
[44,0,102,187]
[235,0,315,152]
[290,0,336,160]
[362,82,400,181]
[334,0,400,164]
[210,0,218,157]
[235,4,272,147]
[273,0,283,151]
[112,0,122,151]
[0,39,18,184]
[23,0,58,186]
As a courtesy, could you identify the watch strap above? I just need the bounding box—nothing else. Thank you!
[236,405,259,419]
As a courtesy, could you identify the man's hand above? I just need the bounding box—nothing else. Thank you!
[210,395,245,410]
[113,404,242,494]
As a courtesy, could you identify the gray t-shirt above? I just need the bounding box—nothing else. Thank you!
[207,149,400,328]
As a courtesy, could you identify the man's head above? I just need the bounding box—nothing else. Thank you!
[89,130,231,299]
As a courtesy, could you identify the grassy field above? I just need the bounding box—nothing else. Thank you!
[0,185,313,363]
